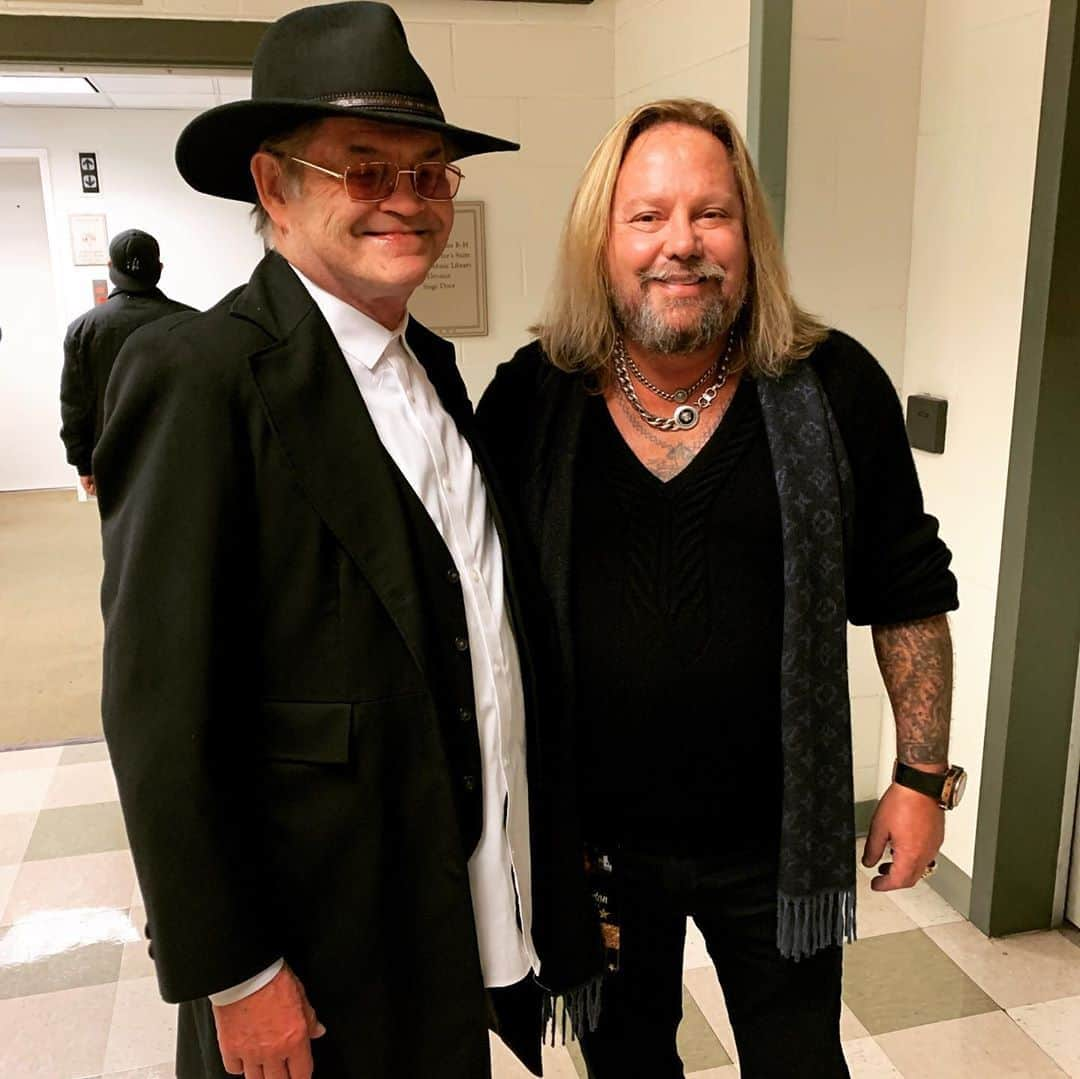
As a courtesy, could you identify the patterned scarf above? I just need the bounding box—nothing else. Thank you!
[757,365,857,959]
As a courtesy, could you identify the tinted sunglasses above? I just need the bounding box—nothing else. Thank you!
[282,155,463,202]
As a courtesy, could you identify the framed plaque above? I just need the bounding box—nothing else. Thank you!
[410,201,488,337]
[70,213,108,266]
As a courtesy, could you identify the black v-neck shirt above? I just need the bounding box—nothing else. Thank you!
[570,338,957,857]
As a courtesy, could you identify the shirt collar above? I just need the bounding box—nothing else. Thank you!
[290,263,408,371]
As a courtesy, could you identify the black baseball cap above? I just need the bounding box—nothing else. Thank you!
[109,229,162,292]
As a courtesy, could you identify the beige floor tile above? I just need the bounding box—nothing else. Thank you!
[3,849,136,923]
[842,929,998,1034]
[683,964,737,1063]
[103,976,179,1074]
[0,767,54,814]
[490,1033,581,1078]
[1060,923,1080,951]
[0,811,38,866]
[876,1011,1066,1078]
[59,740,110,765]
[880,877,965,929]
[842,1036,903,1078]
[0,930,122,1000]
[925,920,1080,1008]
[24,802,129,861]
[1008,994,1080,1075]
[678,985,732,1070]
[43,760,119,809]
[686,1067,737,1077]
[855,869,920,938]
[0,981,116,1078]
[0,746,62,772]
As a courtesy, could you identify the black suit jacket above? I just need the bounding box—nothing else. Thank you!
[94,252,545,1078]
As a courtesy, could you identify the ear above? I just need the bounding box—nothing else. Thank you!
[250,152,293,234]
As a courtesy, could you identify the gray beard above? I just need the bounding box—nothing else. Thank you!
[612,283,741,355]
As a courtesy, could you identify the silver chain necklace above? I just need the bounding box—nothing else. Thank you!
[626,350,715,403]
[612,336,733,432]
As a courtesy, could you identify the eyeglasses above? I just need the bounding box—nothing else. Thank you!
[283,155,464,202]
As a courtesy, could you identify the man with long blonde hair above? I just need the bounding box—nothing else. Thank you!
[478,99,963,1077]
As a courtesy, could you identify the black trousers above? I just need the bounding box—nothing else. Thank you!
[577,849,849,1079]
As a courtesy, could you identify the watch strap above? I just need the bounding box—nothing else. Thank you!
[894,761,947,801]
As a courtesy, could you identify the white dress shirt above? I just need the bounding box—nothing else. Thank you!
[210,266,537,1005]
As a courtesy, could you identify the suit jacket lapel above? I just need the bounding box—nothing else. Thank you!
[236,253,428,675]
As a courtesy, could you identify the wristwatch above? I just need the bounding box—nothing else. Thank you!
[893,761,967,810]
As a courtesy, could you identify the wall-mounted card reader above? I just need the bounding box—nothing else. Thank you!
[906,394,948,454]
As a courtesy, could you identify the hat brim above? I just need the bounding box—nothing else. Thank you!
[176,99,519,204]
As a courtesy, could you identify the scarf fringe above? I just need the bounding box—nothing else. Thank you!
[777,886,857,962]
[541,975,604,1046]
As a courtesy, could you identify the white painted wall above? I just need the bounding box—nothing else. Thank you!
[614,0,750,130]
[0,2,615,476]
[785,0,927,803]
[894,0,1051,876]
[0,159,67,491]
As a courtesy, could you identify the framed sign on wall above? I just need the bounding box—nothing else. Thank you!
[409,201,488,337]
[69,213,108,266]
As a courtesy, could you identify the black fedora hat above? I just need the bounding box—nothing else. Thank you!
[176,1,518,204]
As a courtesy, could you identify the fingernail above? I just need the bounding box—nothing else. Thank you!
[315,1023,327,1037]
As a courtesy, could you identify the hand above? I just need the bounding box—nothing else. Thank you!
[861,781,945,892]
[79,474,96,496]
[212,963,326,1079]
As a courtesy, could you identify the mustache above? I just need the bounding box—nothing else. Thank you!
[638,260,727,285]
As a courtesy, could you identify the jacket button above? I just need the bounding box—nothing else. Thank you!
[463,775,477,792]
[454,636,469,653]
[458,707,473,723]
[447,568,460,584]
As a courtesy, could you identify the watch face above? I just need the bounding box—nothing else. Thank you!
[946,768,967,808]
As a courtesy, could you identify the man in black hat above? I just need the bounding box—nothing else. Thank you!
[93,4,599,1079]
[59,228,192,495]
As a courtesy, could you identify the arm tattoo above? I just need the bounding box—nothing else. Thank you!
[872,614,954,765]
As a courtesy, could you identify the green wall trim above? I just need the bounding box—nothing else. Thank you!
[0,14,269,68]
[854,799,876,836]
[927,852,973,921]
[971,0,1080,938]
[748,0,792,240]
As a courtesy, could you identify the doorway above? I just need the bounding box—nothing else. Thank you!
[0,155,67,491]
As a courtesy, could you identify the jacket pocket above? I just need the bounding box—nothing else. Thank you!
[260,700,352,765]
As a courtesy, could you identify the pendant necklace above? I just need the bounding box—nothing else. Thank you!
[612,335,734,432]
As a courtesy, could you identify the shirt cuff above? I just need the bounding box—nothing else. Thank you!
[208,958,285,1006]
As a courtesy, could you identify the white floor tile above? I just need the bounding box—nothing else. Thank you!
[877,1011,1066,1077]
[3,850,135,924]
[855,870,920,938]
[1009,994,1080,1076]
[0,746,62,773]
[843,1037,903,1078]
[0,768,54,815]
[882,877,965,929]
[103,975,178,1074]
[0,866,16,927]
[42,760,119,809]
[0,981,116,1078]
[926,921,1080,1009]
[0,811,38,867]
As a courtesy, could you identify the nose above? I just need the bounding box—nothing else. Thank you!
[379,169,426,213]
[662,211,702,261]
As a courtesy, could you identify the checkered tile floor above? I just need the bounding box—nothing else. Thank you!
[3,742,1080,1078]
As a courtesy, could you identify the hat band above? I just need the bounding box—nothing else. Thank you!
[314,90,444,121]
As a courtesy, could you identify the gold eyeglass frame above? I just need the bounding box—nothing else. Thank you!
[282,154,464,202]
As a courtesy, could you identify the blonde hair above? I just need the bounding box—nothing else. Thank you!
[533,98,827,380]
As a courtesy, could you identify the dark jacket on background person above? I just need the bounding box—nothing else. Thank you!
[59,287,193,475]
[93,252,600,1079]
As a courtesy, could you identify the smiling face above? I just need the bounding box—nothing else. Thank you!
[607,122,749,355]
[252,117,454,326]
